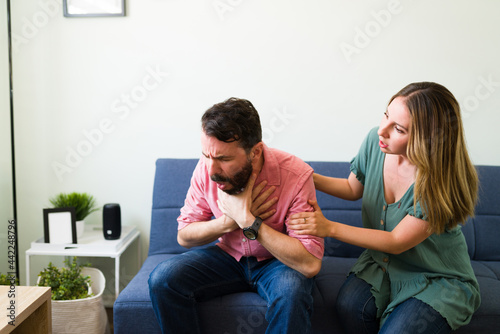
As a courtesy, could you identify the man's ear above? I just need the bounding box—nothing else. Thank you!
[251,142,264,161]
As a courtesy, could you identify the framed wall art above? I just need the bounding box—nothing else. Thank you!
[63,0,126,18]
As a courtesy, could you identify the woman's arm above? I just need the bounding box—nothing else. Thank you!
[289,200,432,255]
[314,172,364,201]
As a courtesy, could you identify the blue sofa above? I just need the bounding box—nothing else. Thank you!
[114,159,500,333]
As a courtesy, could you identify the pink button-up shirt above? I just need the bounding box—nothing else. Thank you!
[178,144,324,261]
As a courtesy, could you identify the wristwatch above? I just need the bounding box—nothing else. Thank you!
[243,217,263,240]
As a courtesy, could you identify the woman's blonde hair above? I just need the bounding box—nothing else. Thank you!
[389,82,478,233]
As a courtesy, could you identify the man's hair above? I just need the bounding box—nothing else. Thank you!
[390,82,478,233]
[201,97,262,152]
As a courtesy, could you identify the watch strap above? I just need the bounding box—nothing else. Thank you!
[243,217,263,240]
[251,216,263,232]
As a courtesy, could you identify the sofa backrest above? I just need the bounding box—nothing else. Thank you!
[149,159,203,255]
[148,159,500,261]
[462,165,500,261]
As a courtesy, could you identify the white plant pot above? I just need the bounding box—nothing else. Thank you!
[76,220,85,239]
[39,267,110,334]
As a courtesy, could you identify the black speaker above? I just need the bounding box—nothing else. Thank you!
[103,203,121,240]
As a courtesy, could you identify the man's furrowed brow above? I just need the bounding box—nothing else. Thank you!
[202,152,233,160]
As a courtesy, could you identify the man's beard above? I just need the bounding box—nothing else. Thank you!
[211,159,253,195]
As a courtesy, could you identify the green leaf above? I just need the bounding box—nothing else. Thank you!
[49,192,99,221]
[36,257,94,300]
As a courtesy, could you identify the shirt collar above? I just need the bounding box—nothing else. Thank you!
[259,143,281,186]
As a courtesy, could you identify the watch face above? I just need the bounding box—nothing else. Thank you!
[243,228,257,240]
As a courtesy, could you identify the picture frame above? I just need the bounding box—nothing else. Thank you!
[63,0,126,18]
[43,207,77,244]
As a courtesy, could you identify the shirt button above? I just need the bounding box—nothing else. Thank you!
[242,238,246,242]
[383,257,389,263]
[380,219,384,225]
[382,268,387,273]
[383,205,386,211]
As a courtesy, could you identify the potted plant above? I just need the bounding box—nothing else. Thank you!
[37,257,93,300]
[49,192,99,238]
[37,257,109,334]
[0,273,18,285]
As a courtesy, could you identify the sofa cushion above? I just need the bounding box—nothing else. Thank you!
[114,252,356,334]
[455,261,500,333]
[113,255,169,333]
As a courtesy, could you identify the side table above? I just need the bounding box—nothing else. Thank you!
[26,225,140,303]
[0,286,51,334]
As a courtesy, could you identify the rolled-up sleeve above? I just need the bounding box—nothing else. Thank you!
[178,160,213,230]
[285,169,325,260]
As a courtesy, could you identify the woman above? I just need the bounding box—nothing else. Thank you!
[289,82,480,333]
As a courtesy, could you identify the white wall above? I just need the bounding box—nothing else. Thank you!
[9,0,500,285]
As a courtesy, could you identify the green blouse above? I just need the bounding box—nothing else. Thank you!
[349,127,480,330]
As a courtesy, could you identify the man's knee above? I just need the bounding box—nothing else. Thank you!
[149,258,182,292]
[283,271,313,292]
[268,268,314,304]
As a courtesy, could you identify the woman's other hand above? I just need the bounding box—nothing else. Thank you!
[289,200,332,238]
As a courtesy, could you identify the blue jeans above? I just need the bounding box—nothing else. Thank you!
[336,273,452,334]
[149,246,314,334]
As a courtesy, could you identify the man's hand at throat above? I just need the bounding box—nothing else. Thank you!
[217,174,278,230]
[217,173,256,229]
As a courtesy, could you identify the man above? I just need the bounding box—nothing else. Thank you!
[149,97,324,333]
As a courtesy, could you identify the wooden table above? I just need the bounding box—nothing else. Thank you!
[0,286,51,334]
